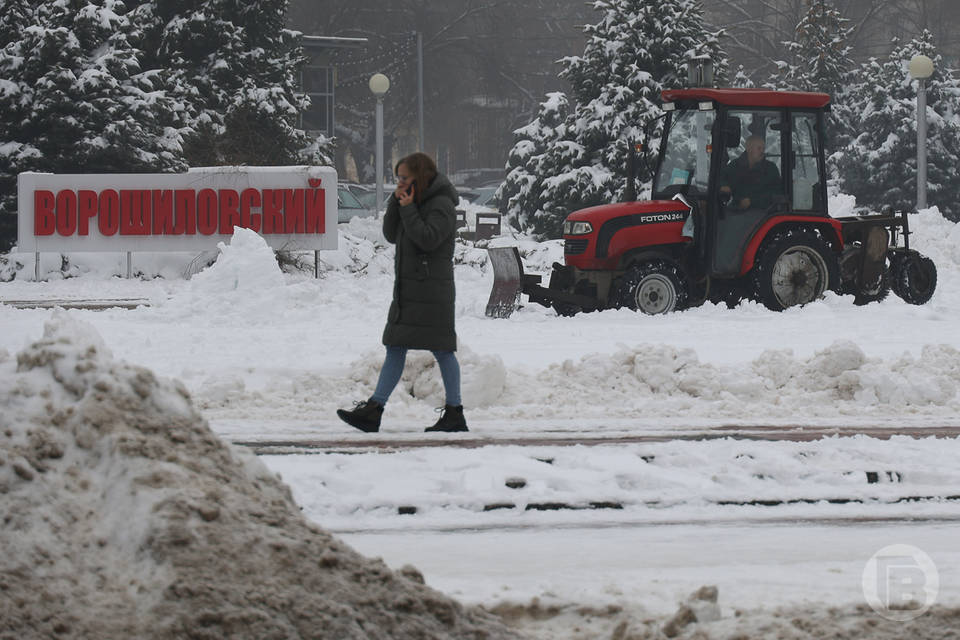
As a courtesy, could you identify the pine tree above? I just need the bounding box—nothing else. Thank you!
[500,0,726,238]
[770,0,853,96]
[769,0,856,158]
[833,32,960,221]
[0,0,34,44]
[134,0,331,167]
[499,92,570,232]
[0,0,185,249]
[731,65,755,88]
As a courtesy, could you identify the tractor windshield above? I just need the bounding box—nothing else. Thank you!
[652,109,715,199]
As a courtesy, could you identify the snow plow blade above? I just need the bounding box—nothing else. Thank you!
[485,247,526,318]
[486,247,595,318]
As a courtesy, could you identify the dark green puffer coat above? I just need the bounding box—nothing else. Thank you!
[381,174,458,352]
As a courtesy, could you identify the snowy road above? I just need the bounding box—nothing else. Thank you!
[232,423,960,454]
[259,433,960,532]
[259,435,960,634]
[340,521,960,617]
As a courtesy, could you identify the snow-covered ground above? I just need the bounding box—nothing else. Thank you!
[3,193,960,637]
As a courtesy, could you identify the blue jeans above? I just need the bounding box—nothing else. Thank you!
[371,345,462,407]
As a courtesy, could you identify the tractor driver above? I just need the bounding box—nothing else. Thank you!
[719,135,782,211]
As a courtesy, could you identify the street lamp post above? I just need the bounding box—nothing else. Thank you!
[416,31,424,151]
[909,54,934,211]
[369,73,390,217]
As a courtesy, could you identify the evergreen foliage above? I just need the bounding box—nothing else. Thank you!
[769,0,855,156]
[731,65,756,89]
[832,32,960,221]
[499,0,726,238]
[499,92,570,232]
[134,0,330,166]
[0,0,185,248]
[770,0,853,96]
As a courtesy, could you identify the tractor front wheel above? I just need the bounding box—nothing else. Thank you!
[753,228,838,311]
[621,260,688,315]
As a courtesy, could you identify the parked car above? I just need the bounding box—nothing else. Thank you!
[337,184,376,223]
[457,183,500,209]
[343,182,390,210]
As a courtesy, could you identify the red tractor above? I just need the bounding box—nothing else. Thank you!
[487,87,938,317]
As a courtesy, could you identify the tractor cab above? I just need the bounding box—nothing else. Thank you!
[653,88,833,280]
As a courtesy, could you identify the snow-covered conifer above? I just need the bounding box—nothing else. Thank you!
[499,92,570,233]
[0,0,185,248]
[134,0,332,166]
[731,65,756,88]
[833,32,960,221]
[771,0,853,96]
[500,0,726,238]
[770,0,855,156]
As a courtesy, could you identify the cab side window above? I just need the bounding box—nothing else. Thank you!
[791,113,821,211]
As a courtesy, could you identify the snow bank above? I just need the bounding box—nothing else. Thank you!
[0,314,521,639]
[188,226,285,293]
[205,338,960,428]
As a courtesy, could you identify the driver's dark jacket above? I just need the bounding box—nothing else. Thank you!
[719,154,782,210]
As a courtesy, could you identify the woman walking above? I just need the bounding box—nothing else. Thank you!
[337,152,467,433]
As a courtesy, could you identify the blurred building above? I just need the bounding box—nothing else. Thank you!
[299,35,368,140]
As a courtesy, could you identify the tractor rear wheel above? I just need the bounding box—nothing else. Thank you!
[891,251,937,305]
[621,260,688,315]
[752,228,838,311]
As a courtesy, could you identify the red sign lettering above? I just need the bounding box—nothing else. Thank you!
[34,190,55,236]
[240,188,261,232]
[30,186,329,238]
[78,190,97,235]
[219,189,241,235]
[55,190,77,236]
[153,190,174,235]
[98,190,120,236]
[196,189,218,235]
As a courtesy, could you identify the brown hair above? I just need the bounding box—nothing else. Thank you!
[395,152,437,204]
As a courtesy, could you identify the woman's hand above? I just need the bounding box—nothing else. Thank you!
[395,184,414,207]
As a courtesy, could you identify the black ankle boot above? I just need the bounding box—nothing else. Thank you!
[337,400,384,433]
[425,404,468,432]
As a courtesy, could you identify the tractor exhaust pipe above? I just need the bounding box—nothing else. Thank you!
[687,58,714,87]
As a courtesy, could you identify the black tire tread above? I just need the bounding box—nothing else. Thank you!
[620,260,689,314]
[751,227,839,312]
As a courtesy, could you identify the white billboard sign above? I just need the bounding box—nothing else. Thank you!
[17,165,338,252]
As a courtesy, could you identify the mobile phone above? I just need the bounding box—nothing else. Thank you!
[405,184,414,196]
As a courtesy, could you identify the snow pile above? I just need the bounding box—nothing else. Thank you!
[325,339,960,419]
[191,338,960,430]
[0,314,522,640]
[340,342,508,410]
[188,227,285,293]
[529,339,960,416]
[907,206,960,270]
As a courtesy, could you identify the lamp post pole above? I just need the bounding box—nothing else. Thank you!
[909,55,934,211]
[369,73,390,218]
[417,31,424,151]
[917,78,927,210]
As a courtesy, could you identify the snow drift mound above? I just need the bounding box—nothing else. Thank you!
[0,314,522,640]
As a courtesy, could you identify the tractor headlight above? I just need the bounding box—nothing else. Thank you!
[563,221,593,235]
